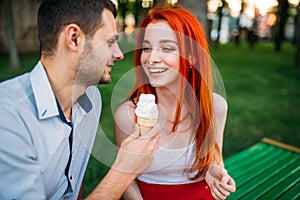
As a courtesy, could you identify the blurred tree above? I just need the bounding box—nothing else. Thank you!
[3,0,20,69]
[178,0,209,39]
[296,4,300,68]
[274,0,289,52]
[118,0,127,31]
[154,0,166,4]
[216,0,226,44]
[134,0,140,27]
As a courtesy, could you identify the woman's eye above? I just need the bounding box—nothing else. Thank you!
[161,47,175,53]
[142,47,151,52]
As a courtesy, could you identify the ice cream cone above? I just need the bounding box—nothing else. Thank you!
[137,117,157,136]
[135,94,158,136]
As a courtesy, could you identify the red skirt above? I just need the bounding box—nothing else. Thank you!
[138,180,214,200]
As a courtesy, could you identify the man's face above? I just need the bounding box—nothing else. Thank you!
[76,9,124,87]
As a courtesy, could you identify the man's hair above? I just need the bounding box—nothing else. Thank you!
[38,0,117,57]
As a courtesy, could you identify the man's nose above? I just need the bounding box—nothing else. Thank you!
[113,44,124,60]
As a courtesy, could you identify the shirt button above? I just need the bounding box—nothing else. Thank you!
[70,176,73,180]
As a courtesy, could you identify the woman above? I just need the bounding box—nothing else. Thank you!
[114,4,236,200]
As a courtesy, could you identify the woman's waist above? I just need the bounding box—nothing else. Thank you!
[138,168,203,185]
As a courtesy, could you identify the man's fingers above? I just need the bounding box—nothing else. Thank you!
[140,122,160,138]
[125,124,140,141]
[132,124,140,137]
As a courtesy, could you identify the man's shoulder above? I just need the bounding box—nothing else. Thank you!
[0,73,32,108]
[86,86,101,103]
[85,86,102,113]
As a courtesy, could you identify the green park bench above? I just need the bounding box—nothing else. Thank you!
[225,137,300,200]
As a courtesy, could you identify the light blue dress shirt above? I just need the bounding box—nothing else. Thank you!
[0,61,102,199]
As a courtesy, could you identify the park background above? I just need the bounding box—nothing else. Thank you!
[0,0,299,197]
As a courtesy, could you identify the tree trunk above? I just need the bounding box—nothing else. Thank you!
[154,0,166,5]
[274,0,289,52]
[296,5,300,68]
[216,1,225,43]
[134,0,140,27]
[178,0,208,39]
[4,0,19,70]
[118,0,127,31]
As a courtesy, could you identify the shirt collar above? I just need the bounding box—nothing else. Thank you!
[30,61,93,120]
[76,93,92,113]
[30,61,59,120]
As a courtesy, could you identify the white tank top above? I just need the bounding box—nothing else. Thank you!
[138,142,202,185]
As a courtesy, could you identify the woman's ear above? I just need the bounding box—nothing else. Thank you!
[64,24,82,52]
[188,54,196,66]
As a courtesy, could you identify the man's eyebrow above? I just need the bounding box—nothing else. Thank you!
[109,34,119,41]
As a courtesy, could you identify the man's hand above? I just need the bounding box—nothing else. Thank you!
[86,124,159,200]
[113,124,160,175]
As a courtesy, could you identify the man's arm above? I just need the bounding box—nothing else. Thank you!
[0,108,46,199]
[85,125,159,200]
[85,167,135,200]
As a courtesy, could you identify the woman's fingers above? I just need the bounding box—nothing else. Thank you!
[211,180,227,200]
[221,176,236,193]
[211,174,236,199]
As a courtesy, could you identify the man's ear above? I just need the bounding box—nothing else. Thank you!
[64,24,82,52]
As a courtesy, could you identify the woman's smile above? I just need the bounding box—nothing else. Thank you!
[147,67,168,74]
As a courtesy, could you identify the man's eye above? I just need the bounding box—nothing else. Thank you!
[107,40,115,47]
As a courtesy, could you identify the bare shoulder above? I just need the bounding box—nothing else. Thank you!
[213,93,228,117]
[114,100,136,136]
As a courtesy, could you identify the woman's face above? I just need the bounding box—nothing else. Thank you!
[140,21,180,89]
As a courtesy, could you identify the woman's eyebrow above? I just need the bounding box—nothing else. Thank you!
[160,39,178,45]
[142,39,178,45]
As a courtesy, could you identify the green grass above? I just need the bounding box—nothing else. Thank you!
[0,41,299,197]
[210,42,300,157]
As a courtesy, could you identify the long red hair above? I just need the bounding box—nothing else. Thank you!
[129,4,221,179]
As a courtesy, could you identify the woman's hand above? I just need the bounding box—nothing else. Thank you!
[205,164,236,200]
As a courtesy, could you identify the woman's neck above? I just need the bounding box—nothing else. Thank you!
[155,87,196,148]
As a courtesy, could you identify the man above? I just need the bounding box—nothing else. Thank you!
[0,0,159,199]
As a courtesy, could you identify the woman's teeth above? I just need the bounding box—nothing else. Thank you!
[148,68,168,73]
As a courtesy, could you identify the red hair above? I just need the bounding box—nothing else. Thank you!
[129,4,221,180]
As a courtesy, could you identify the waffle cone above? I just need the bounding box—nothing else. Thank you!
[137,117,157,136]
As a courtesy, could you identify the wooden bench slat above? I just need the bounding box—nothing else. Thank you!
[233,155,299,199]
[232,150,294,187]
[228,147,290,179]
[227,154,299,199]
[278,181,300,200]
[225,143,270,167]
[225,139,300,199]
[259,165,300,200]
